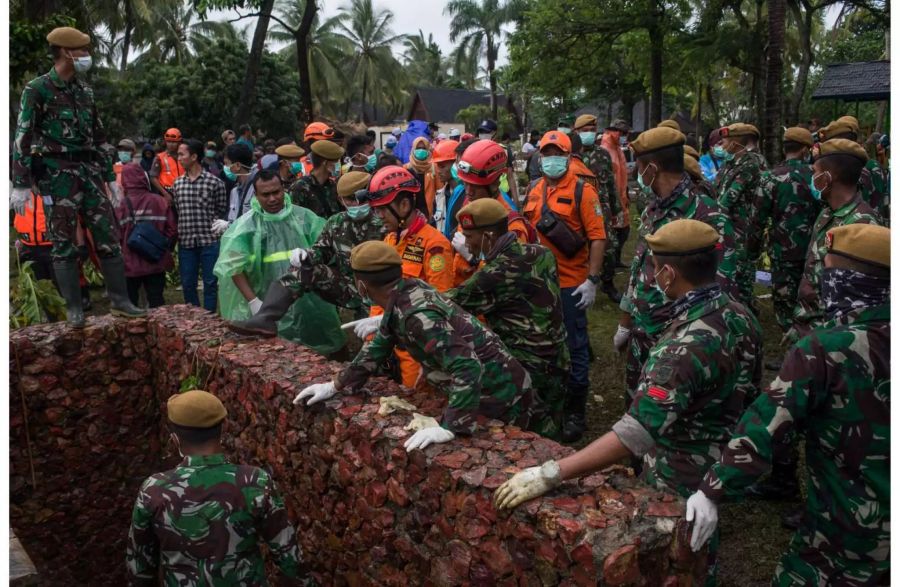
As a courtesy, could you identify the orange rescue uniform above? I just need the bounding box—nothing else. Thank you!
[155,152,184,190]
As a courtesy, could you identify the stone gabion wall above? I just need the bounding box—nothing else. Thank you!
[10,306,707,586]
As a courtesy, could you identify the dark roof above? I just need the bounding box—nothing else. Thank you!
[408,87,514,122]
[812,61,890,102]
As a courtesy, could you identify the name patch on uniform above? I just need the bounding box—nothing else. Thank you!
[647,386,669,401]
[594,201,603,217]
[429,254,446,272]
[403,244,425,264]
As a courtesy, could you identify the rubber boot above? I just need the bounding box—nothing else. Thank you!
[744,450,800,501]
[227,281,297,337]
[52,259,86,328]
[81,285,93,311]
[560,384,589,443]
[98,256,147,318]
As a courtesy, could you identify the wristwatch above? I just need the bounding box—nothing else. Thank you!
[587,274,601,285]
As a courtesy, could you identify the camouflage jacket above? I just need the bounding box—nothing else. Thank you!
[761,159,820,265]
[13,67,112,188]
[336,278,533,435]
[289,175,341,219]
[793,195,881,330]
[612,285,763,498]
[715,149,768,260]
[622,174,739,337]
[445,233,570,376]
[860,159,890,226]
[699,304,889,566]
[126,454,302,586]
[581,147,622,223]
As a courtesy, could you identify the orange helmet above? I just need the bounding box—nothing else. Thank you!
[366,165,420,206]
[457,140,508,185]
[304,122,335,141]
[432,140,460,164]
[539,130,571,153]
[164,128,182,141]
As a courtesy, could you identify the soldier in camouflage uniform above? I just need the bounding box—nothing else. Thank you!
[615,127,739,400]
[496,219,761,586]
[126,390,306,586]
[713,123,769,310]
[445,199,569,437]
[789,139,882,343]
[12,27,144,326]
[289,140,343,218]
[689,223,889,586]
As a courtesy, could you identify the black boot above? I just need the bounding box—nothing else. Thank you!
[53,259,86,328]
[81,285,93,311]
[744,452,800,500]
[227,281,297,337]
[560,385,589,443]
[99,256,147,318]
[600,280,622,303]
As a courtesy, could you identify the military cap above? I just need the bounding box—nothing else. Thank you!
[630,127,685,157]
[167,390,227,428]
[825,223,890,269]
[311,140,345,161]
[457,198,508,230]
[836,115,860,133]
[117,138,136,151]
[817,138,868,162]
[573,114,598,130]
[818,121,856,141]
[684,145,700,160]
[726,123,760,138]
[337,171,371,198]
[47,27,91,49]
[657,120,681,131]
[351,241,402,273]
[645,218,720,256]
[783,126,814,148]
[607,119,631,133]
[684,154,702,180]
[275,144,305,158]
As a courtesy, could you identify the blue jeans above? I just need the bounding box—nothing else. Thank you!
[560,286,590,389]
[178,243,219,311]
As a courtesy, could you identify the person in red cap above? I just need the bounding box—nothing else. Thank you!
[150,128,185,202]
[431,139,460,229]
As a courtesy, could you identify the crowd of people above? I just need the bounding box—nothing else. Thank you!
[12,27,891,587]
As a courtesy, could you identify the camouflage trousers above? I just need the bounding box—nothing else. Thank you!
[736,256,757,312]
[771,260,805,332]
[601,212,619,283]
[526,365,567,441]
[773,533,889,586]
[37,160,120,261]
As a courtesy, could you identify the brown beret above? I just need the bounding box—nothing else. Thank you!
[783,127,814,148]
[117,138,136,151]
[684,154,702,180]
[167,390,227,428]
[630,127,685,157]
[657,120,681,131]
[726,123,760,138]
[645,219,720,256]
[311,140,345,161]
[457,198,508,230]
[684,145,700,160]
[351,241,402,273]
[337,171,371,198]
[275,144,305,158]
[818,138,868,162]
[573,114,598,130]
[825,224,890,269]
[836,115,860,133]
[819,121,856,141]
[47,27,91,49]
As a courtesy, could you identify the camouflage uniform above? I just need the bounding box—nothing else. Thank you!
[13,67,118,261]
[581,147,622,277]
[289,175,341,219]
[791,195,881,336]
[446,232,569,434]
[126,453,305,586]
[714,149,768,308]
[336,278,541,435]
[621,174,739,396]
[859,159,890,226]
[699,303,889,586]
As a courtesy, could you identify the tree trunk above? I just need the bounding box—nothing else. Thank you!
[296,0,317,126]
[235,0,275,127]
[648,27,663,126]
[706,83,720,128]
[788,0,814,124]
[360,71,368,124]
[119,0,133,74]
[696,81,703,144]
[764,0,785,163]
[487,35,498,119]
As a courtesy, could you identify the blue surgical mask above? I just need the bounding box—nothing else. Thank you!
[653,265,673,298]
[451,163,459,181]
[637,163,656,194]
[809,171,828,201]
[712,145,732,161]
[579,132,597,147]
[414,148,429,161]
[290,162,304,175]
[331,164,341,178]
[365,154,377,172]
[117,151,132,163]
[346,203,371,220]
[541,155,568,179]
[223,166,237,181]
[205,149,216,159]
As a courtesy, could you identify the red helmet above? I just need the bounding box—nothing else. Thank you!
[164,128,182,141]
[366,165,420,206]
[433,140,460,163]
[457,140,507,186]
[304,122,335,141]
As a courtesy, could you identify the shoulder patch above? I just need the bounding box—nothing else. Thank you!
[429,254,446,272]
[647,386,669,401]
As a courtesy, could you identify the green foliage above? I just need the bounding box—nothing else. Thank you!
[10,255,67,329]
[455,104,515,135]
[191,0,264,19]
[179,374,202,392]
[9,14,77,99]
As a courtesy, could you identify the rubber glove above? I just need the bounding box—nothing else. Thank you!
[573,279,597,309]
[613,324,631,352]
[685,490,718,552]
[403,425,455,452]
[210,219,230,236]
[289,248,309,268]
[341,316,381,339]
[493,460,562,510]
[451,231,472,262]
[248,297,263,315]
[107,182,121,203]
[10,187,30,216]
[293,381,337,406]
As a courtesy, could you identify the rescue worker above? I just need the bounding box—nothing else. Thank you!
[438,139,477,239]
[475,119,519,206]
[600,119,631,266]
[290,140,344,219]
[523,130,607,443]
[301,122,336,175]
[406,136,437,218]
[150,128,185,203]
[11,26,145,327]
[430,139,460,229]
[14,191,55,283]
[688,223,889,587]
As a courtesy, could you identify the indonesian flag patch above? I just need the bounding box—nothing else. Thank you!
[647,386,669,401]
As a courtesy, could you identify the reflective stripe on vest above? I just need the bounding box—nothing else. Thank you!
[157,152,183,188]
[14,192,51,246]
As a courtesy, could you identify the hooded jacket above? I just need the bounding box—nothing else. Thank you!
[395,120,430,164]
[115,163,177,277]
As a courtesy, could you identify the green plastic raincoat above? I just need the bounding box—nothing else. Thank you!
[214,195,345,354]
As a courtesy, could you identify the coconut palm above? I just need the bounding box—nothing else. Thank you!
[403,30,451,88]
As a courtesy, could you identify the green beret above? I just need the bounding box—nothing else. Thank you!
[337,171,371,198]
[645,219,720,256]
[311,140,345,161]
[167,390,227,428]
[630,127,685,157]
[351,241,402,273]
[818,138,868,162]
[826,224,890,269]
[47,27,91,49]
[457,198,508,230]
[275,144,305,158]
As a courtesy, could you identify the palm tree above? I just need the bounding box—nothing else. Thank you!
[445,0,521,118]
[448,41,482,90]
[132,2,199,65]
[403,30,450,88]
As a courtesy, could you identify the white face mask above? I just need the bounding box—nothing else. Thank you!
[68,52,93,73]
[170,433,184,458]
[653,264,673,298]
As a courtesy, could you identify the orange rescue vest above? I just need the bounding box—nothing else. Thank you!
[156,152,184,189]
[15,193,51,246]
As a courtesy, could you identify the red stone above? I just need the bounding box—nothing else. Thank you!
[478,537,514,577]
[646,499,683,518]
[556,518,584,545]
[434,450,470,469]
[602,544,641,586]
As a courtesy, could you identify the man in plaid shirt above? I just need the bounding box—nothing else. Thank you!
[173,138,228,311]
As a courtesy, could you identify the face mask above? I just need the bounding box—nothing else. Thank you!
[579,132,597,147]
[117,151,132,163]
[809,171,829,201]
[653,264,673,298]
[170,434,184,458]
[712,145,729,160]
[414,149,429,161]
[637,163,657,194]
[69,52,92,73]
[205,149,216,159]
[451,163,459,181]
[223,166,237,181]
[619,136,628,146]
[365,153,377,172]
[347,203,371,221]
[541,155,568,179]
[357,281,375,307]
[331,163,341,178]
[478,133,493,141]
[290,162,304,175]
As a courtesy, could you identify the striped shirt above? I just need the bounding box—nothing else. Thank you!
[172,169,227,248]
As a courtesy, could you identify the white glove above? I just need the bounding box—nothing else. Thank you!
[107,181,121,202]
[289,248,309,268]
[10,187,30,216]
[685,490,719,552]
[210,219,230,236]
[451,231,472,262]
[403,425,455,452]
[293,381,337,406]
[494,460,562,510]
[573,279,597,310]
[341,316,381,339]
[248,297,263,315]
[613,324,632,352]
